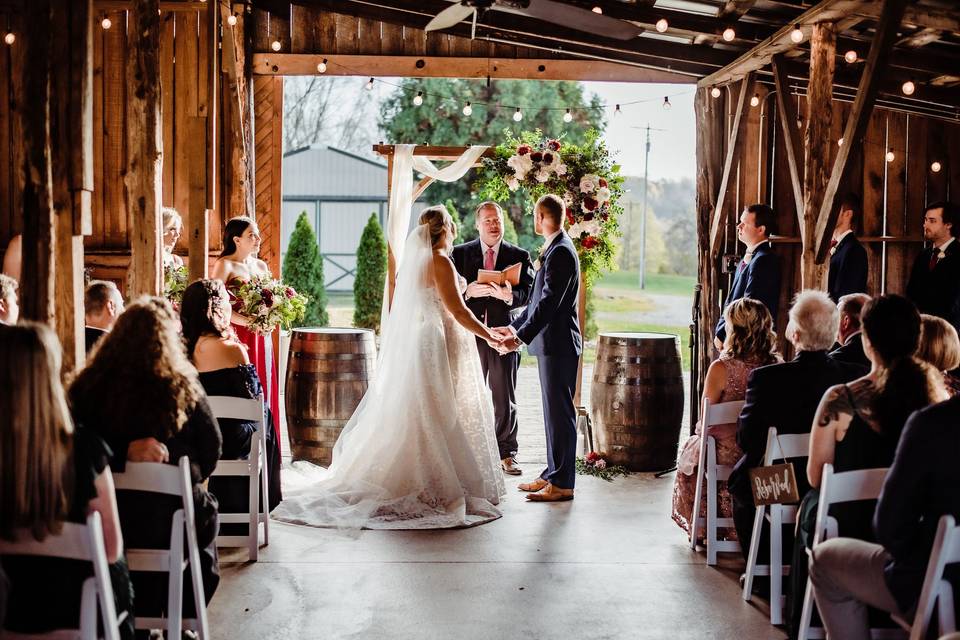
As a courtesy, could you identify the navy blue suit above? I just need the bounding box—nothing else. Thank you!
[511,232,582,489]
[906,239,960,335]
[827,233,868,302]
[716,241,781,342]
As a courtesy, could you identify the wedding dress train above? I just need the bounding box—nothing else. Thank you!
[272,225,505,529]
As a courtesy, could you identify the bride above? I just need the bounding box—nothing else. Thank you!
[273,205,508,529]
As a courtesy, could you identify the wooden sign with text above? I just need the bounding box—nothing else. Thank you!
[749,463,800,506]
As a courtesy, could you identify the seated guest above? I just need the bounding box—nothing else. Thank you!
[673,298,780,542]
[2,233,20,280]
[0,322,134,639]
[0,274,17,325]
[788,295,947,636]
[809,394,960,638]
[715,204,782,349]
[729,290,864,558]
[84,280,124,353]
[162,207,184,269]
[828,293,871,370]
[68,297,222,618]
[917,313,960,396]
[906,201,960,333]
[180,279,282,529]
[827,193,869,302]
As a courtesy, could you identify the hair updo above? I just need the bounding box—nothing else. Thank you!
[418,205,453,247]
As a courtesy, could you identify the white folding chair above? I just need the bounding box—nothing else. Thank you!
[112,458,210,640]
[742,427,810,625]
[0,512,124,640]
[797,463,892,639]
[207,394,270,561]
[689,398,744,565]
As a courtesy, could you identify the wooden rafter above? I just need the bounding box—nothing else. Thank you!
[813,0,909,263]
[709,73,754,258]
[772,55,804,232]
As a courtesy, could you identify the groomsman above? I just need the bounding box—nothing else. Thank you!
[906,201,960,333]
[828,193,869,302]
[451,202,534,475]
[714,204,782,350]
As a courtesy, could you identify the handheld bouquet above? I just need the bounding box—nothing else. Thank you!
[236,276,308,335]
[163,263,188,305]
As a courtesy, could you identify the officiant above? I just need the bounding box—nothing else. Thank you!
[452,201,535,476]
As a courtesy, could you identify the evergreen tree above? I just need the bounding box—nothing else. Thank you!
[353,213,388,332]
[282,212,328,326]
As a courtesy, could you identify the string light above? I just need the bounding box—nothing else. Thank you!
[365,77,375,91]
[513,107,523,122]
[270,40,281,51]
[226,14,238,26]
[901,79,916,96]
[614,104,621,116]
[4,31,14,45]
[931,161,942,173]
[837,138,844,146]
[710,87,721,98]
[750,93,760,107]
[662,96,672,110]
[101,15,112,30]
[462,102,472,116]
[885,149,895,163]
[844,50,858,64]
[563,108,573,123]
[592,6,602,14]
[790,24,803,43]
[317,58,328,73]
[656,18,669,33]
[722,27,736,42]
[413,91,424,106]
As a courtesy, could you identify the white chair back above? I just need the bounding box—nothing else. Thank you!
[703,398,744,427]
[910,514,960,640]
[764,428,811,464]
[0,512,122,640]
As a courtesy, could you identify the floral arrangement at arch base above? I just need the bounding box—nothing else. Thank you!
[476,129,623,285]
[576,451,630,482]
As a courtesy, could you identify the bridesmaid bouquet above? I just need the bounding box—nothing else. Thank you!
[576,451,630,482]
[163,263,189,305]
[236,276,308,335]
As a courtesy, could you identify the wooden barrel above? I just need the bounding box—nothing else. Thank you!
[284,328,376,467]
[590,332,684,471]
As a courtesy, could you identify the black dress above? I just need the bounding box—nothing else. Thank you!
[0,427,136,639]
[199,365,283,535]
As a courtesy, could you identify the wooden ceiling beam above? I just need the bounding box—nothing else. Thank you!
[896,27,944,48]
[718,0,759,20]
[901,5,960,34]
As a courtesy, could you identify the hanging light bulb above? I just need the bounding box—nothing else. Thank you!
[844,50,858,64]
[885,149,895,163]
[226,14,238,26]
[592,6,602,14]
[750,93,760,107]
[270,40,281,51]
[462,102,473,116]
[662,96,672,110]
[317,58,328,73]
[614,104,621,116]
[722,27,736,42]
[931,161,942,173]
[365,77,375,91]
[710,87,721,98]
[563,108,573,123]
[101,15,112,30]
[656,18,669,33]
[413,91,423,106]
[790,24,804,43]
[513,107,523,122]
[3,31,14,45]
[901,79,916,96]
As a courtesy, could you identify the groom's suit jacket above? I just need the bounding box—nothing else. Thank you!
[451,238,535,327]
[511,232,582,357]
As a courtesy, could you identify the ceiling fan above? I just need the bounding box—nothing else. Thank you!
[424,0,641,41]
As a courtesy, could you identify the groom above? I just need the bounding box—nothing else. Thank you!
[495,194,582,502]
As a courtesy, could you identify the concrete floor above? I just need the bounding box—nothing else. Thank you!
[210,366,785,639]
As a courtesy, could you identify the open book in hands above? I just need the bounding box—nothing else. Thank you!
[477,262,522,287]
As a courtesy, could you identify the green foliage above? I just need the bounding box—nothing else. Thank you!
[583,285,599,341]
[501,213,519,245]
[353,213,387,332]
[443,199,465,245]
[282,212,328,326]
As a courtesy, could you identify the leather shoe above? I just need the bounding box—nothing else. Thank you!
[526,483,574,502]
[518,478,548,492]
[501,457,522,475]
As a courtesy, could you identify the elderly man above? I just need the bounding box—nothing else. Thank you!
[451,201,534,475]
[84,280,124,352]
[829,293,871,371]
[0,274,18,325]
[729,290,865,557]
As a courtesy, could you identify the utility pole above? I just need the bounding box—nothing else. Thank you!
[639,124,651,289]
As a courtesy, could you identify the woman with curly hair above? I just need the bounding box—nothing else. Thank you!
[68,296,222,621]
[916,313,960,396]
[672,297,780,542]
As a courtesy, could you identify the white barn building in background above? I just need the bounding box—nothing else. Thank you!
[282,145,426,292]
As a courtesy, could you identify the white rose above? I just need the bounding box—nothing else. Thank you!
[596,187,611,203]
[584,219,601,236]
[556,164,567,176]
[563,191,574,206]
[567,222,583,237]
[506,176,520,191]
[579,174,598,193]
[535,171,550,183]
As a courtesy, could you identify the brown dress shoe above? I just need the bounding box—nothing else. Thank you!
[501,457,522,476]
[526,483,574,502]
[517,478,548,492]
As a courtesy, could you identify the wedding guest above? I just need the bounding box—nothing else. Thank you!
[917,313,960,396]
[68,297,222,619]
[728,290,863,558]
[906,201,960,333]
[787,295,946,636]
[0,273,18,325]
[828,293,871,370]
[715,204,781,349]
[180,279,282,530]
[451,201,534,475]
[162,207,184,269]
[84,280,124,353]
[809,394,960,639]
[827,193,868,302]
[0,322,134,639]
[1,233,20,280]
[672,298,780,542]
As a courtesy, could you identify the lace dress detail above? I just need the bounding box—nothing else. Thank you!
[671,357,760,542]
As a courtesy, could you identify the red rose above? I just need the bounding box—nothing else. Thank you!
[600,212,609,221]
[530,151,543,162]
[285,287,296,299]
[585,451,600,463]
[262,290,274,306]
[598,178,608,188]
[583,196,599,211]
[582,236,599,250]
[583,212,594,222]
[547,139,561,151]
[543,152,554,165]
[565,208,576,226]
[517,145,531,156]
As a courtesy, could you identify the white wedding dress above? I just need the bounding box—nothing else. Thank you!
[273,224,505,529]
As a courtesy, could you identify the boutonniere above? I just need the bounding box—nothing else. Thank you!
[830,246,837,256]
[533,258,542,271]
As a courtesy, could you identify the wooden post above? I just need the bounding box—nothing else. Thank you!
[188,116,209,280]
[386,154,397,310]
[772,54,804,230]
[125,0,163,297]
[709,73,754,257]
[801,23,835,290]
[221,2,253,220]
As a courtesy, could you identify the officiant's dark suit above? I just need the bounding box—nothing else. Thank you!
[828,232,868,302]
[452,236,534,460]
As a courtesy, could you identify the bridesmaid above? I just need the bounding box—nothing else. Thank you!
[162,207,185,269]
[211,216,280,445]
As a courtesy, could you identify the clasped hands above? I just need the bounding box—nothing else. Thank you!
[465,280,512,303]
[486,326,522,355]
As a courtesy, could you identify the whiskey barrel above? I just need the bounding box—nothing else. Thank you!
[590,332,684,471]
[284,328,376,467]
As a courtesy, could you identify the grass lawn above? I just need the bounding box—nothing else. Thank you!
[595,270,697,298]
